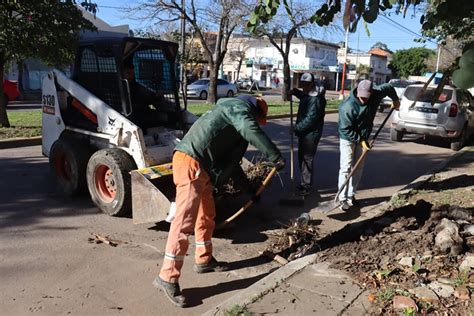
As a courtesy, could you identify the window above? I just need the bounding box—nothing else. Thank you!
[80,48,98,72]
[404,86,453,103]
[217,79,228,85]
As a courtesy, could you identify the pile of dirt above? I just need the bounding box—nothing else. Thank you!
[316,200,474,315]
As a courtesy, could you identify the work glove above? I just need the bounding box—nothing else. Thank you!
[391,100,401,110]
[273,157,286,171]
[360,139,372,151]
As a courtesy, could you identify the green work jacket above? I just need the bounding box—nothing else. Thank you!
[338,83,398,143]
[175,98,281,187]
[293,89,326,142]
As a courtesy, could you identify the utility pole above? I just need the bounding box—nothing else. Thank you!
[180,0,187,108]
[339,27,349,100]
[435,44,441,73]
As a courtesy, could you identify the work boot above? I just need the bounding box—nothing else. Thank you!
[339,200,351,211]
[193,257,229,274]
[152,277,187,308]
[296,184,311,196]
[348,197,360,207]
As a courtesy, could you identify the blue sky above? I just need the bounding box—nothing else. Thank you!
[92,0,437,52]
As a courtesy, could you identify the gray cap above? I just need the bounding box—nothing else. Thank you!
[357,79,373,98]
[300,73,314,83]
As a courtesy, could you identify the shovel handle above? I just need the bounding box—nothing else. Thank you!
[334,108,394,203]
[218,167,277,228]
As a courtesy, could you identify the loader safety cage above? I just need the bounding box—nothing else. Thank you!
[72,37,182,131]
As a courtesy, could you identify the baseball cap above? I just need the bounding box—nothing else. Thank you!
[300,73,314,83]
[357,79,373,98]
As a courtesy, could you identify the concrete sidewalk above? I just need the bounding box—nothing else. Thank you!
[204,147,474,316]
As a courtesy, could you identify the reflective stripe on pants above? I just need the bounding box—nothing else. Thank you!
[159,151,215,283]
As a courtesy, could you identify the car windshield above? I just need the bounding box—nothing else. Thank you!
[404,86,453,103]
[192,79,209,85]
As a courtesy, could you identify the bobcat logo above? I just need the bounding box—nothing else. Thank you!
[108,117,116,126]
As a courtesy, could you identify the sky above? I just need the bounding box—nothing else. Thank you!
[92,0,437,52]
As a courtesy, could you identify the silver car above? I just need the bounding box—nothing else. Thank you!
[391,84,474,151]
[186,78,237,100]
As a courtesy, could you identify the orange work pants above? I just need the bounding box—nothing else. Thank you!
[159,151,215,283]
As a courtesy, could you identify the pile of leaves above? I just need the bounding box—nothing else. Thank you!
[316,201,474,315]
[221,161,274,195]
[266,217,319,262]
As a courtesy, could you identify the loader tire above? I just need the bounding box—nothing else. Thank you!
[87,149,136,217]
[49,138,89,196]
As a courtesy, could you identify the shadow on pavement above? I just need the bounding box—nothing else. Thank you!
[183,271,271,307]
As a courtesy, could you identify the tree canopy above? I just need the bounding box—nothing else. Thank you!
[0,1,96,67]
[389,47,434,78]
[0,0,96,127]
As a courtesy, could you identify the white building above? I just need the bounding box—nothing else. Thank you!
[223,36,340,89]
[337,47,392,88]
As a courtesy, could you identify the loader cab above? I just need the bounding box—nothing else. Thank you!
[71,37,182,132]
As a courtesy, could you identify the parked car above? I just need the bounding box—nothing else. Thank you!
[185,78,237,100]
[379,79,421,112]
[391,84,474,151]
[235,78,253,89]
[3,79,20,108]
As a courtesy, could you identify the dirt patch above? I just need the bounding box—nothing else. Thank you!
[312,172,474,315]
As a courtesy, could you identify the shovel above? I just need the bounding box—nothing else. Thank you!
[329,107,395,209]
[217,166,277,229]
[279,96,305,206]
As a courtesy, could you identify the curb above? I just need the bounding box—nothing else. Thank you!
[0,136,42,149]
[202,146,473,315]
[268,109,338,120]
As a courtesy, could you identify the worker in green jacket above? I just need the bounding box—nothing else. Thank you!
[155,95,285,307]
[337,79,400,211]
[290,73,326,196]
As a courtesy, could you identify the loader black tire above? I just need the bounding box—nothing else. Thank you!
[86,149,136,217]
[49,138,90,196]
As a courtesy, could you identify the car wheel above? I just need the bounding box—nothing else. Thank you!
[87,148,136,216]
[450,127,467,151]
[390,128,404,141]
[199,90,208,100]
[49,137,91,196]
[226,90,234,97]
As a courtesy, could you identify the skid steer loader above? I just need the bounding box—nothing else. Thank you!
[42,37,199,224]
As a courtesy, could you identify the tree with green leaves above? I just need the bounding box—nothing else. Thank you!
[0,1,96,127]
[389,47,434,78]
[248,0,474,88]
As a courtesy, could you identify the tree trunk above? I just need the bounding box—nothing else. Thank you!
[281,56,291,101]
[236,56,244,81]
[208,67,218,104]
[0,57,10,128]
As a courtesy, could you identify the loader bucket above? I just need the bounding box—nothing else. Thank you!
[131,163,175,224]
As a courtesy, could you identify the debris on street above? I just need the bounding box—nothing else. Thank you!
[264,216,319,262]
[88,233,127,247]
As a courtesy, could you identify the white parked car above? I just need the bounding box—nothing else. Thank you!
[185,78,237,100]
[391,84,474,151]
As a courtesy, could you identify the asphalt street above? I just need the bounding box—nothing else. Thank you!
[0,111,455,315]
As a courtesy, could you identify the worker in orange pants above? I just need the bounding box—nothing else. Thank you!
[154,96,285,307]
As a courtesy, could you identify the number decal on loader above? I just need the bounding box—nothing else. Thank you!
[42,94,55,115]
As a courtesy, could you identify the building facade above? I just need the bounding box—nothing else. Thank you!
[222,36,340,89]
